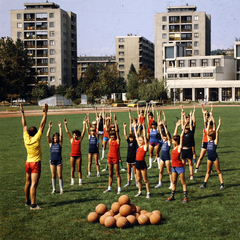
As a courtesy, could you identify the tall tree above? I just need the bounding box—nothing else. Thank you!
[55,84,67,97]
[138,64,154,85]
[31,83,48,100]
[0,37,35,101]
[65,86,76,100]
[126,64,138,99]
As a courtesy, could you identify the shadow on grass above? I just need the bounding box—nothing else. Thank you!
[193,193,223,200]
[50,197,97,207]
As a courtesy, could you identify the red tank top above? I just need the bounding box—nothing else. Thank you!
[108,139,119,158]
[71,139,81,157]
[136,145,147,161]
[140,116,145,125]
[103,125,110,138]
[171,146,183,167]
[203,129,208,143]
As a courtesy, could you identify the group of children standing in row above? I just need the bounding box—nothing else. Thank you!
[46,103,224,203]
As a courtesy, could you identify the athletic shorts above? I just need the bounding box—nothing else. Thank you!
[149,142,159,147]
[182,148,193,160]
[103,137,109,142]
[136,160,147,170]
[50,159,63,166]
[161,158,171,162]
[202,142,208,149]
[108,157,119,165]
[71,155,81,159]
[98,131,104,135]
[208,157,218,162]
[25,161,41,174]
[172,166,185,174]
[89,150,98,154]
[126,157,136,165]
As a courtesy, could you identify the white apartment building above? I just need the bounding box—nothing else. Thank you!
[11,2,77,87]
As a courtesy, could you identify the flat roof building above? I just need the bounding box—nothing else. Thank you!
[11,2,77,87]
[116,34,154,80]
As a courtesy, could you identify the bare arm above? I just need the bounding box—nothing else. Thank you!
[58,121,63,144]
[179,123,186,152]
[215,116,221,145]
[64,118,72,140]
[46,121,52,144]
[152,104,155,119]
[174,120,181,136]
[192,106,196,127]
[39,103,48,133]
[123,122,128,140]
[20,104,28,132]
[85,118,90,136]
[86,113,91,128]
[142,124,148,151]
[80,119,86,141]
[134,124,140,146]
[189,111,193,131]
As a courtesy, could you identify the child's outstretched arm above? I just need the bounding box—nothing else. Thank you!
[64,118,72,140]
[46,121,52,144]
[58,121,63,144]
[215,116,221,145]
[20,104,27,132]
[123,122,128,140]
[80,118,86,141]
[39,103,48,133]
[174,120,181,136]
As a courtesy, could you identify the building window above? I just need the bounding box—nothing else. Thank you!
[162,16,167,21]
[36,13,47,19]
[49,31,54,37]
[194,41,199,47]
[214,59,220,67]
[203,73,213,77]
[49,13,54,18]
[17,14,22,19]
[119,64,124,68]
[50,76,55,82]
[168,74,177,78]
[49,40,54,46]
[17,23,22,28]
[120,71,124,75]
[191,73,201,77]
[119,51,124,55]
[194,33,199,38]
[118,38,124,42]
[50,58,55,64]
[50,49,55,55]
[194,15,199,21]
[119,58,124,62]
[179,73,188,78]
[50,67,55,73]
[236,45,240,57]
[194,50,199,55]
[179,60,185,67]
[194,24,199,29]
[49,22,54,27]
[162,33,167,39]
[119,45,124,49]
[162,25,167,30]
[17,32,22,38]
[202,59,208,66]
[190,60,196,67]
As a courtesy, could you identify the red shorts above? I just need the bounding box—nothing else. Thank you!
[25,161,41,174]
[108,157,119,165]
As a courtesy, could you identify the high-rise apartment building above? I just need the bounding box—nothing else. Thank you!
[11,2,77,87]
[155,4,211,80]
[115,34,154,80]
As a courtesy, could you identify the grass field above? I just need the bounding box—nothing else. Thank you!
[0,106,240,240]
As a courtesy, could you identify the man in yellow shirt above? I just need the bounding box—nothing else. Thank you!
[21,103,48,210]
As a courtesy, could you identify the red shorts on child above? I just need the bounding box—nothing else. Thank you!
[108,157,119,165]
[25,161,41,174]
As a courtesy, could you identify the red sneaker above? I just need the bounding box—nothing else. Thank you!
[183,198,188,203]
[166,196,175,201]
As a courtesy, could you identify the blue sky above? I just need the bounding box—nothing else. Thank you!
[0,0,239,56]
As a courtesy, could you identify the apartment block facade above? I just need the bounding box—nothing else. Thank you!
[11,2,77,87]
[115,35,154,80]
[155,5,211,80]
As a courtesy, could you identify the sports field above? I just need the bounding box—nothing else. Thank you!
[0,106,239,239]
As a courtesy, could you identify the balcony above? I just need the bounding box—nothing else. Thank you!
[24,18,35,21]
[37,45,48,48]
[24,26,35,30]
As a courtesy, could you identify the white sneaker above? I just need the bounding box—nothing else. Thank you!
[60,189,64,194]
[194,168,198,173]
[148,166,152,169]
[146,193,151,198]
[135,192,142,197]
[51,190,56,194]
[169,185,172,189]
[124,183,130,187]
[70,182,74,186]
[30,206,42,210]
[117,190,121,194]
[121,168,126,171]
[103,189,111,193]
[87,173,91,178]
[102,169,107,172]
[97,173,100,177]
[190,176,194,180]
[154,183,162,188]
[79,183,82,186]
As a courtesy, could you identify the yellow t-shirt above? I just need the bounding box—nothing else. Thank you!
[24,130,43,162]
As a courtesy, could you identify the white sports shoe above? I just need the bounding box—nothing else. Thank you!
[60,189,64,194]
[51,190,56,194]
[146,193,151,198]
[135,192,142,197]
[103,189,111,193]
[154,183,162,188]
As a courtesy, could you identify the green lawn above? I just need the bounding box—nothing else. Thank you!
[0,107,240,240]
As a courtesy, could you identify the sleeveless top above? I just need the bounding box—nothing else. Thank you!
[108,139,119,158]
[171,146,183,167]
[207,140,218,159]
[71,139,81,157]
[89,135,98,153]
[149,129,160,143]
[136,145,147,161]
[161,141,171,160]
[127,138,138,159]
[140,116,145,125]
[50,143,62,161]
[99,118,103,131]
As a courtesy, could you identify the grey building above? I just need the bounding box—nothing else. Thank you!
[11,2,77,87]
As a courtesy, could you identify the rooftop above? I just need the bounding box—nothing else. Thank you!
[167,4,197,12]
[24,2,60,9]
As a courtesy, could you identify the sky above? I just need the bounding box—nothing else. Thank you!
[0,0,239,56]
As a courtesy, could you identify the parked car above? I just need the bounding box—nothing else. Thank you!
[127,99,146,107]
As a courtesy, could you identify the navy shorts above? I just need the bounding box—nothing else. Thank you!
[127,157,136,165]
[172,166,185,174]
[136,160,147,170]
[182,148,193,160]
[50,159,63,166]
[202,142,208,149]
[161,158,171,162]
[208,157,218,162]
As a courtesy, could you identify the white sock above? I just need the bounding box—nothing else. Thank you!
[131,168,133,179]
[97,171,100,175]
[71,178,74,184]
[118,187,121,192]
[147,192,150,195]
[52,179,56,190]
[149,158,153,168]
[159,181,162,185]
[138,191,142,194]
[102,150,105,159]
[79,178,82,184]
[59,179,63,190]
[108,186,111,190]
[88,172,91,175]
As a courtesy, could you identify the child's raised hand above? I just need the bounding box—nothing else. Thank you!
[176,120,181,127]
[219,116,221,123]
[123,122,127,127]
[58,121,61,127]
[64,118,67,124]
[49,121,53,128]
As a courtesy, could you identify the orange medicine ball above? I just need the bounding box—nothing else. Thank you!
[150,213,161,225]
[105,216,116,228]
[116,216,129,228]
[87,212,99,223]
[119,204,132,217]
[118,195,130,205]
[111,202,121,214]
[135,206,141,213]
[100,214,108,225]
[138,214,150,225]
[126,215,137,226]
[95,204,108,215]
